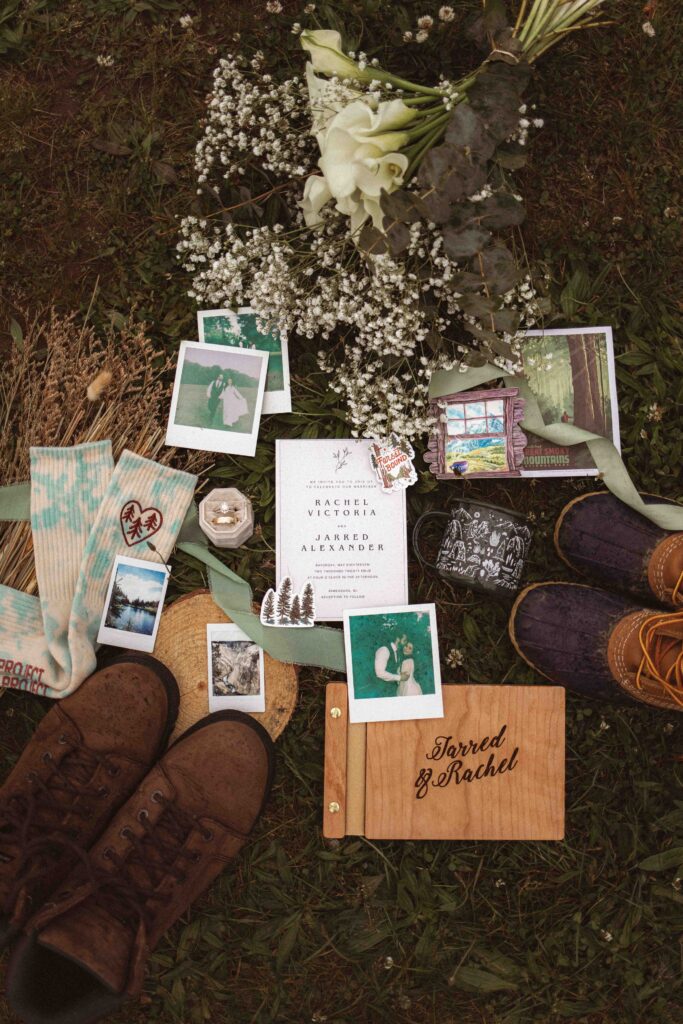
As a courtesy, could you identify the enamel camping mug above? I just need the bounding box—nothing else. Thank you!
[412,499,533,598]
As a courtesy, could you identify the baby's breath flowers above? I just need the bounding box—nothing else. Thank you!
[179,4,612,439]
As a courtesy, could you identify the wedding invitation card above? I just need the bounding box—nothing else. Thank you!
[276,439,409,621]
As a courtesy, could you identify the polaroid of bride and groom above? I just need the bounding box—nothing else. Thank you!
[343,604,444,724]
[165,340,268,457]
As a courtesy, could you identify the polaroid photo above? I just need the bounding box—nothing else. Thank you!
[197,307,291,415]
[165,340,268,457]
[207,623,266,713]
[97,555,169,653]
[343,604,444,724]
[518,326,620,477]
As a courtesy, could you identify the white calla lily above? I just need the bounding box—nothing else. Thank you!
[300,175,333,228]
[311,98,416,230]
[300,29,372,81]
[305,63,360,148]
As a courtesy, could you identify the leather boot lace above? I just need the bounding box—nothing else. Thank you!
[0,736,120,913]
[636,611,683,706]
[92,793,227,931]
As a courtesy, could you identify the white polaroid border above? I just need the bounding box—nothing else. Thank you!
[518,326,620,478]
[197,307,291,415]
[165,340,268,457]
[343,603,444,724]
[96,555,169,653]
[206,623,266,713]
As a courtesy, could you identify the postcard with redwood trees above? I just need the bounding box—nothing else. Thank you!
[519,327,620,477]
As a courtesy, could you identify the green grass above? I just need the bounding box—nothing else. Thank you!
[0,2,682,1023]
[175,382,259,432]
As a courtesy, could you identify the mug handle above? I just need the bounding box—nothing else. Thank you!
[412,512,451,571]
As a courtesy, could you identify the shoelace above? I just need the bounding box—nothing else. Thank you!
[0,737,119,913]
[636,611,683,707]
[672,568,682,608]
[91,793,219,932]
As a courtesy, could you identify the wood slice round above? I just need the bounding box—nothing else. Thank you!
[154,589,298,743]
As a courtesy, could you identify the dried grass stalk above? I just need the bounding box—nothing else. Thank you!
[0,310,212,593]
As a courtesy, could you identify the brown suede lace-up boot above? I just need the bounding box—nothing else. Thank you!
[6,711,274,1024]
[0,654,178,948]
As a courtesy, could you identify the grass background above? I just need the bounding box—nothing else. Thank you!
[175,381,259,432]
[0,1,681,1022]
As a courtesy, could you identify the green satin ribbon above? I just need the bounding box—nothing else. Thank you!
[176,507,346,671]
[0,482,31,521]
[429,364,683,532]
[0,484,347,672]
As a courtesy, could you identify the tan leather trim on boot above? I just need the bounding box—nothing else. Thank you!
[647,533,683,607]
[607,609,680,710]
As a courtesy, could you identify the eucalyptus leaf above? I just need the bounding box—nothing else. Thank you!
[468,62,532,142]
[385,219,411,255]
[463,321,501,346]
[417,189,456,224]
[466,0,509,50]
[442,225,491,260]
[463,349,490,367]
[358,223,388,256]
[449,270,487,292]
[473,242,521,293]
[444,103,496,163]
[458,292,496,318]
[380,188,425,224]
[424,327,444,354]
[476,193,526,229]
[490,308,521,334]
[418,143,488,205]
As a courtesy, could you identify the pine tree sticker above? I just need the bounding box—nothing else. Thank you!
[300,581,315,625]
[261,589,276,625]
[261,578,316,628]
[276,576,293,624]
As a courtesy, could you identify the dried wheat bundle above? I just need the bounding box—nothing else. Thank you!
[0,310,211,593]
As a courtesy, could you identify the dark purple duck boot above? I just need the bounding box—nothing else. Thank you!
[554,491,683,608]
[509,581,683,711]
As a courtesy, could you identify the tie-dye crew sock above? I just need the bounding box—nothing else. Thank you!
[0,447,196,699]
[0,441,114,696]
[62,450,197,698]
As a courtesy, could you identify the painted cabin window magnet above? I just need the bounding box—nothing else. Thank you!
[425,387,526,479]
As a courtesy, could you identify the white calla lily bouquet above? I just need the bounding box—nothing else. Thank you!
[179,0,612,440]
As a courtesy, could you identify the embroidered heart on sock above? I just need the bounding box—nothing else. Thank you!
[119,501,163,547]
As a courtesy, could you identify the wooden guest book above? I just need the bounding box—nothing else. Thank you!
[323,683,565,841]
